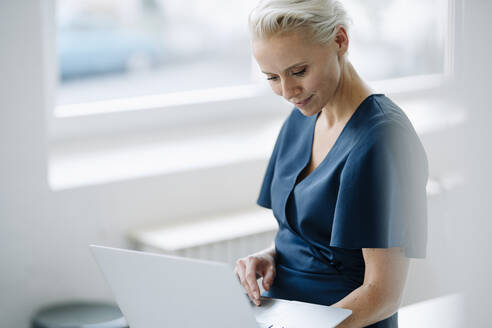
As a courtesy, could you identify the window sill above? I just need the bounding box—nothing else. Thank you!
[48,117,283,191]
[50,74,450,142]
[48,96,466,191]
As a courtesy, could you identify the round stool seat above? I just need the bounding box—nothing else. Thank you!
[32,301,128,328]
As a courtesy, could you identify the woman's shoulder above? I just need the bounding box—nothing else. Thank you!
[355,95,421,146]
[347,95,427,167]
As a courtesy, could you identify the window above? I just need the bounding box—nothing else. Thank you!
[345,0,449,81]
[48,0,458,189]
[56,0,257,106]
[54,0,452,118]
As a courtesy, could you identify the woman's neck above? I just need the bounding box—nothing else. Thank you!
[320,60,373,128]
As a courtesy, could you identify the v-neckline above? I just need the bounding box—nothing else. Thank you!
[294,94,380,187]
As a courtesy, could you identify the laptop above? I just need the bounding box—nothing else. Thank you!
[90,245,351,328]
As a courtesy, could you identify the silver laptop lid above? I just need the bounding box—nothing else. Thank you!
[90,245,259,328]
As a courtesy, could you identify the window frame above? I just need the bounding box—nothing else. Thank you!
[48,0,460,142]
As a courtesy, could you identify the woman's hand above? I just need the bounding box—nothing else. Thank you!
[234,245,276,306]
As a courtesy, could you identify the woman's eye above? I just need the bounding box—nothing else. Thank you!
[293,68,306,76]
[267,76,279,81]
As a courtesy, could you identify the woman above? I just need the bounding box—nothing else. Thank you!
[234,0,428,327]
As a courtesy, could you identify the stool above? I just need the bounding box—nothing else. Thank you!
[32,301,128,328]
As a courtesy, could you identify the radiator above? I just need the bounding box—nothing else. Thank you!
[129,208,278,265]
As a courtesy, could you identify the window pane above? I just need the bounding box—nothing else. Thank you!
[56,0,449,107]
[56,0,256,105]
[345,0,448,81]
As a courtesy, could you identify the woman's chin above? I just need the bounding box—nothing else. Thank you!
[297,106,320,117]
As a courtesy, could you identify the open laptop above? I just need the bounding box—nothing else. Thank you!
[90,245,351,328]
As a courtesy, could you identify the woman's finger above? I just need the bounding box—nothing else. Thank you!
[235,260,251,297]
[245,259,261,305]
[262,266,276,291]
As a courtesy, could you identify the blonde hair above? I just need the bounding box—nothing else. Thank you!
[248,0,351,44]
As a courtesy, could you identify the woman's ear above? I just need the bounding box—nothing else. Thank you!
[334,26,349,57]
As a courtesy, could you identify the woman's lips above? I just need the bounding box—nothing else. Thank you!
[295,95,313,107]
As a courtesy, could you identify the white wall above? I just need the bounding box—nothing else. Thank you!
[1,0,491,327]
[452,0,492,324]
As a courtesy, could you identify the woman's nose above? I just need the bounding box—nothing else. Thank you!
[281,79,301,101]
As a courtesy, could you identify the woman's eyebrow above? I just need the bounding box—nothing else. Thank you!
[261,61,307,74]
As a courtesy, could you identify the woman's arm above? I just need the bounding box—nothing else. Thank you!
[332,247,409,328]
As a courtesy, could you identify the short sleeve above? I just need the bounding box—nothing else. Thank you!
[330,123,428,258]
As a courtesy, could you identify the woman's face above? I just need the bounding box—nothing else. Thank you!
[252,29,345,117]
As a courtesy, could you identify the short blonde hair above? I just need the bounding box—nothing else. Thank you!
[248,0,351,44]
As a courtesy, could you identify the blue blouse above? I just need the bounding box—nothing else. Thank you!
[257,94,428,328]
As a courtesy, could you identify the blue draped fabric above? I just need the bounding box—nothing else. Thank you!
[257,94,428,327]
